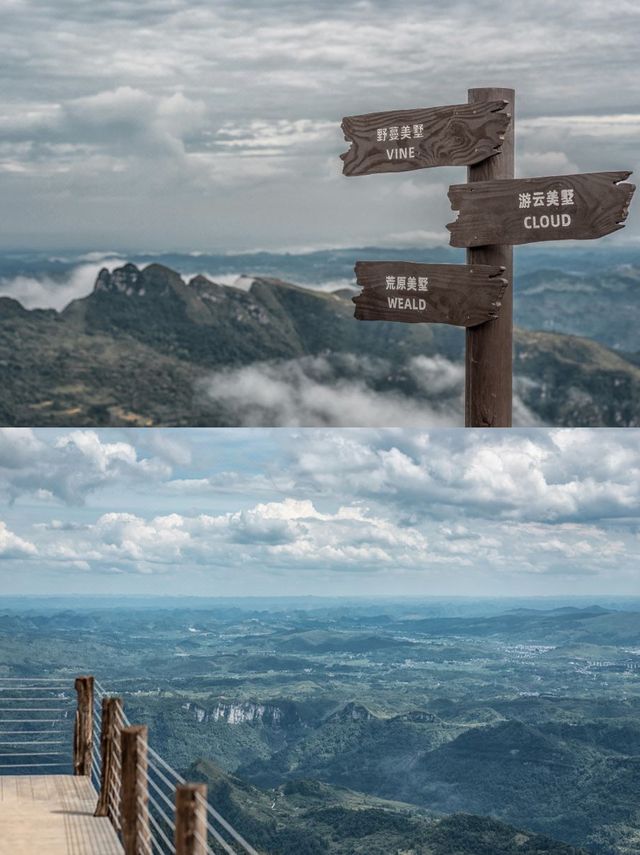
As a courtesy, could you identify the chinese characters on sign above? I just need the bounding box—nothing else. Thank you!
[340,101,511,176]
[340,88,636,429]
[384,275,429,291]
[518,187,576,230]
[448,172,635,247]
[353,262,507,327]
[376,124,424,141]
[518,189,575,208]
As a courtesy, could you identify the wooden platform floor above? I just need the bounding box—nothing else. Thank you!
[0,775,123,855]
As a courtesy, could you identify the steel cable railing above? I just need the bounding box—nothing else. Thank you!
[93,680,260,855]
[0,678,74,773]
[0,676,261,854]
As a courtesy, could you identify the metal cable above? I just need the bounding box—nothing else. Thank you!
[147,807,176,854]
[193,829,217,855]
[199,822,238,855]
[146,773,177,816]
[147,746,186,784]
[0,761,68,768]
[134,795,158,855]
[0,751,67,757]
[0,729,61,734]
[145,791,177,841]
[196,793,259,855]
[147,757,184,795]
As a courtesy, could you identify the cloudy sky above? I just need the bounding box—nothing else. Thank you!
[0,427,639,597]
[1,0,639,251]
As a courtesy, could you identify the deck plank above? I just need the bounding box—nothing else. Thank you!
[0,775,123,854]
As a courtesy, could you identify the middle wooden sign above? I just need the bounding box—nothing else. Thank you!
[352,262,508,327]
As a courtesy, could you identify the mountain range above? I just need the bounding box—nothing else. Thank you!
[1,257,640,426]
[187,757,588,855]
[2,600,637,853]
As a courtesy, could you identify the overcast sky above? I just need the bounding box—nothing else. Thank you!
[1,427,639,597]
[1,0,639,251]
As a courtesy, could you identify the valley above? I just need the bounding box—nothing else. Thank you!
[1,598,638,853]
[1,248,640,427]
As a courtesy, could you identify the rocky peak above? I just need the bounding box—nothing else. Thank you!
[182,700,300,728]
[93,263,184,298]
[326,702,376,723]
[188,274,216,290]
[94,263,142,295]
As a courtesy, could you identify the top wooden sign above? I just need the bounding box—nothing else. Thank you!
[340,101,511,176]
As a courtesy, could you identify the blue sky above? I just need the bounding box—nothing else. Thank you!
[1,427,639,597]
[0,0,638,251]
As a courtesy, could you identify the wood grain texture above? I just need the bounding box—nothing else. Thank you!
[121,725,151,855]
[465,86,515,428]
[352,261,507,327]
[175,784,207,855]
[0,775,123,855]
[341,100,510,176]
[449,171,635,247]
[73,676,94,777]
[95,697,123,822]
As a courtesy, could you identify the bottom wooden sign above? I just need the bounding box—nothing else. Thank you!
[352,261,508,326]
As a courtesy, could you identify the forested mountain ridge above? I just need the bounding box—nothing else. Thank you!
[2,261,640,426]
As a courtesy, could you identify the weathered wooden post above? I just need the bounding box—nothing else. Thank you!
[175,783,208,855]
[341,86,634,428]
[465,86,515,427]
[121,724,152,855]
[73,675,94,776]
[95,696,123,821]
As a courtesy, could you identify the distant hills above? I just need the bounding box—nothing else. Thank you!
[1,253,640,426]
[2,600,639,853]
[189,757,588,854]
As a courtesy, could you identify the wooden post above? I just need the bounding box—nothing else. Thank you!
[176,783,208,855]
[121,725,152,855]
[73,675,94,776]
[95,697,123,820]
[465,87,515,427]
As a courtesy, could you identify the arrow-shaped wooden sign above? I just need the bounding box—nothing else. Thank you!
[341,101,511,176]
[352,262,508,327]
[447,171,635,247]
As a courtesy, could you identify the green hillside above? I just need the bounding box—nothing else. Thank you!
[190,759,588,855]
[2,262,640,425]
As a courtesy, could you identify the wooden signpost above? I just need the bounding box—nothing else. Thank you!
[448,171,635,247]
[341,100,511,175]
[341,88,636,427]
[353,261,507,327]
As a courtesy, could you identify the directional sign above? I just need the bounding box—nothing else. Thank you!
[447,171,635,247]
[341,101,511,176]
[352,262,508,327]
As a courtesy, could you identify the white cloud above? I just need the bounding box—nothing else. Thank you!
[0,258,126,310]
[25,497,431,575]
[199,356,464,427]
[198,355,540,428]
[0,428,172,504]
[0,521,37,558]
[1,428,640,591]
[516,150,580,177]
[287,429,640,524]
[0,429,47,469]
[1,0,639,249]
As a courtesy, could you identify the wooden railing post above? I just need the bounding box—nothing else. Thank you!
[465,86,515,427]
[95,697,123,820]
[73,675,94,776]
[121,724,151,855]
[176,783,207,855]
